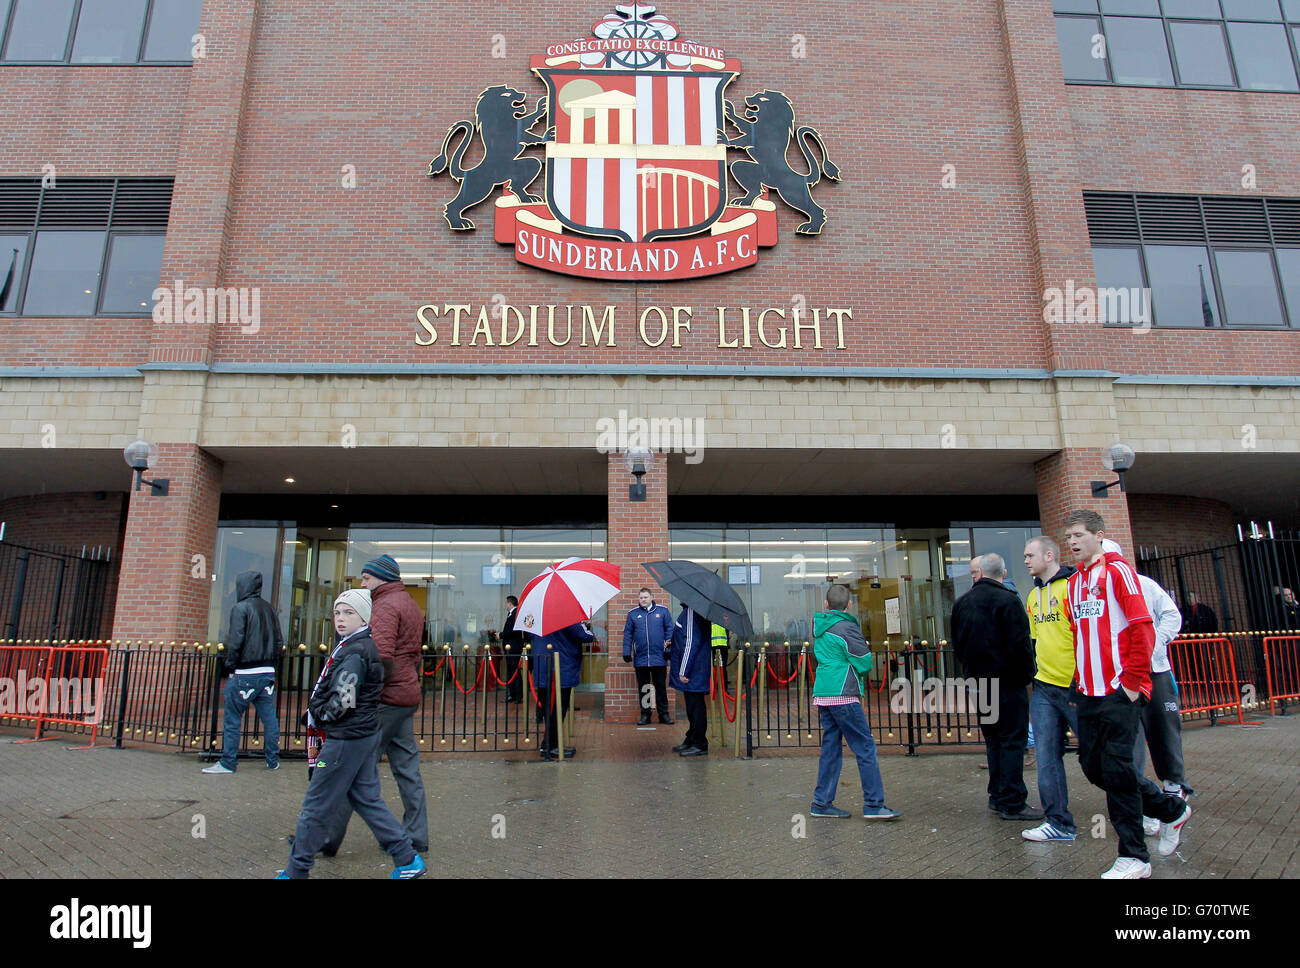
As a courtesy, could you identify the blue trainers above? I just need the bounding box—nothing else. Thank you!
[863,805,903,821]
[810,803,851,819]
[1022,822,1076,842]
[274,869,291,879]
[391,853,426,879]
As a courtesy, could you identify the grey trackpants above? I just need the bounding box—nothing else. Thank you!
[285,732,414,877]
[326,703,429,851]
[1134,670,1190,793]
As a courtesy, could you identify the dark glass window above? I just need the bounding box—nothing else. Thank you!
[1092,246,1147,323]
[1221,0,1282,18]
[0,234,28,313]
[1227,21,1300,89]
[1215,249,1286,324]
[100,233,165,313]
[1146,245,1218,326]
[1170,20,1236,85]
[1102,0,1160,13]
[1276,249,1300,322]
[1057,1,1300,89]
[143,0,204,62]
[1163,0,1224,16]
[1057,16,1111,80]
[0,0,200,64]
[23,231,104,317]
[3,0,75,61]
[1105,16,1176,84]
[71,0,148,64]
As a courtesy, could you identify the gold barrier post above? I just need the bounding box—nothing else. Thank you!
[733,643,745,758]
[709,652,720,749]
[479,645,489,746]
[438,645,449,748]
[521,647,531,748]
[554,650,565,761]
[798,642,809,741]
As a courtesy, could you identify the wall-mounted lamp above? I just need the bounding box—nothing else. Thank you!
[123,439,169,496]
[1091,443,1135,498]
[626,447,651,502]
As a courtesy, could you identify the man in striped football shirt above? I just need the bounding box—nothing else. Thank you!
[1063,510,1192,879]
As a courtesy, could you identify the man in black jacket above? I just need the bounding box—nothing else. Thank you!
[500,595,525,703]
[203,571,284,774]
[951,553,1042,820]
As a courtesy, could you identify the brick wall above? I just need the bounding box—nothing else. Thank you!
[1034,447,1135,557]
[1129,495,1237,554]
[0,492,126,554]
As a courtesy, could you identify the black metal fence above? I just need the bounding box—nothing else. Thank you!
[1137,531,1300,712]
[0,541,114,642]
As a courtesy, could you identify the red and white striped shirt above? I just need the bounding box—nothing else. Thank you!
[1066,552,1156,698]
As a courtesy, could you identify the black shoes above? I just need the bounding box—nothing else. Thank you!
[659,714,674,725]
[678,746,708,757]
[999,806,1046,821]
[637,713,652,725]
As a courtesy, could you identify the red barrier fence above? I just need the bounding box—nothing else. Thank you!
[1262,635,1300,716]
[1167,635,1251,724]
[0,642,109,747]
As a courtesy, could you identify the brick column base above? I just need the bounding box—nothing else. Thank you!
[112,444,223,642]
[1034,448,1135,555]
[604,451,669,723]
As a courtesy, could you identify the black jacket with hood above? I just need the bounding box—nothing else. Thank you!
[309,627,385,739]
[225,571,284,673]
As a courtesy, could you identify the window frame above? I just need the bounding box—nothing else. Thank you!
[0,0,195,66]
[96,228,166,317]
[1056,0,1300,92]
[1210,245,1291,328]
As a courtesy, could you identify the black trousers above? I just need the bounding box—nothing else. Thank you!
[634,665,669,717]
[682,691,708,749]
[1077,691,1187,862]
[541,683,572,753]
[980,684,1029,813]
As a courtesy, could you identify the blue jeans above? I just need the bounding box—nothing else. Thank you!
[1030,680,1079,834]
[813,702,886,810]
[220,672,280,770]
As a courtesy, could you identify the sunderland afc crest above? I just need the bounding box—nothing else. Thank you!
[427,3,840,281]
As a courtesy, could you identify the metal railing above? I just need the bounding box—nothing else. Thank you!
[0,541,114,642]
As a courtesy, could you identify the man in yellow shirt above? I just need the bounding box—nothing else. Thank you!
[1021,535,1079,843]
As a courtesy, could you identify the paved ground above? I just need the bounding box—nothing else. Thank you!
[0,712,1295,879]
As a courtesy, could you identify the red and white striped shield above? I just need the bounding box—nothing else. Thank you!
[537,67,732,243]
[515,557,622,637]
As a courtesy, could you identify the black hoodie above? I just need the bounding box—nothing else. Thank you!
[225,571,285,672]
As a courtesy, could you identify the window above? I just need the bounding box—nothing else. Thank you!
[0,178,172,317]
[1084,192,1300,329]
[1055,0,1300,91]
[1,0,201,65]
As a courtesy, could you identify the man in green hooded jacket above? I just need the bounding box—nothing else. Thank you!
[810,584,902,821]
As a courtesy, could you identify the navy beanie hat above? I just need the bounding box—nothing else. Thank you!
[361,554,401,583]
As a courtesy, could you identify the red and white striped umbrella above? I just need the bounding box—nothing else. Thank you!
[515,557,621,637]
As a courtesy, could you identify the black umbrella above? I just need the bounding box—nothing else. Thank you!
[642,559,754,638]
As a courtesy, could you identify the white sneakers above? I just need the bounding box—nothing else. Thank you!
[1142,816,1160,836]
[1158,804,1192,857]
[1101,857,1152,879]
[201,763,234,774]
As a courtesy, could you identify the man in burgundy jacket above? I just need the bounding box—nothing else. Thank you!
[324,554,429,855]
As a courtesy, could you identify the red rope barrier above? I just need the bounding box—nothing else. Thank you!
[445,652,485,694]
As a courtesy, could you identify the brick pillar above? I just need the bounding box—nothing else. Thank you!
[604,451,670,724]
[1034,448,1135,558]
[112,444,223,643]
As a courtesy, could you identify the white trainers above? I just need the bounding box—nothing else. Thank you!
[1158,804,1191,856]
[1142,816,1160,836]
[1022,822,1076,842]
[202,763,234,774]
[1101,857,1152,879]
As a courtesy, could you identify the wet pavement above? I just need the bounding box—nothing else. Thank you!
[0,710,1295,879]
